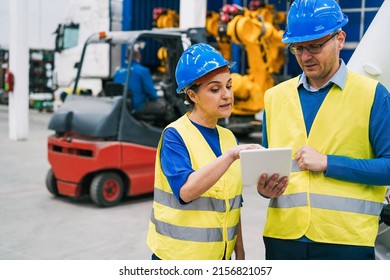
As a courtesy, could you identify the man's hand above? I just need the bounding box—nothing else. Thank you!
[295,145,327,172]
[257,173,288,198]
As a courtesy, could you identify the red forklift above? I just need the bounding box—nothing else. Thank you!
[46,30,190,207]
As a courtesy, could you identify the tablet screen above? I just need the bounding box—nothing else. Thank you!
[239,147,292,186]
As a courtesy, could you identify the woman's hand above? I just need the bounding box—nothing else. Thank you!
[257,173,288,198]
[228,143,264,161]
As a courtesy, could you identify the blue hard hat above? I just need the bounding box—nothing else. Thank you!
[282,0,348,43]
[175,43,235,94]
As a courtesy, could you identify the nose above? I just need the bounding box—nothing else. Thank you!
[221,87,232,99]
[300,48,313,60]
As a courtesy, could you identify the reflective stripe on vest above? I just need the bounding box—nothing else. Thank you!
[154,188,242,212]
[150,208,238,242]
[270,192,383,216]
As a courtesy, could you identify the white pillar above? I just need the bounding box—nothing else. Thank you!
[347,0,390,89]
[179,0,207,29]
[9,0,29,140]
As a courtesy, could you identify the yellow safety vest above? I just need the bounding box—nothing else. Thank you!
[263,72,387,246]
[147,114,242,259]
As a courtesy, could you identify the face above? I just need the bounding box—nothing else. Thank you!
[187,70,233,126]
[293,31,345,89]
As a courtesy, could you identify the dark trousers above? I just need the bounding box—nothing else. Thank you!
[263,236,375,260]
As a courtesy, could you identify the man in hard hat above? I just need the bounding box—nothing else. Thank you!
[259,0,390,260]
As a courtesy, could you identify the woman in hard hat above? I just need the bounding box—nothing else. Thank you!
[147,43,288,260]
[260,0,390,260]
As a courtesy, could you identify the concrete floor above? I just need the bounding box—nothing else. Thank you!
[0,104,269,260]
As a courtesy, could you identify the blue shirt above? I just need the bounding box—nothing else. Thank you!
[113,61,159,111]
[262,60,390,186]
[160,121,239,204]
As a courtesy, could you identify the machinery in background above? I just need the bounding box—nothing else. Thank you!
[205,10,231,61]
[215,2,286,134]
[53,0,286,135]
[52,0,183,110]
[46,30,188,207]
[153,2,287,135]
[152,7,179,29]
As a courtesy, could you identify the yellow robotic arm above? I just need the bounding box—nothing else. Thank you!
[205,11,232,61]
[152,8,180,74]
[152,8,179,29]
[220,3,286,115]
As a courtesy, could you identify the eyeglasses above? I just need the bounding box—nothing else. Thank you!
[288,32,339,55]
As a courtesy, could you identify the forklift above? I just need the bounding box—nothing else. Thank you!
[46,30,189,207]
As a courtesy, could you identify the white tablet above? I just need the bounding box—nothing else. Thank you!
[239,147,292,186]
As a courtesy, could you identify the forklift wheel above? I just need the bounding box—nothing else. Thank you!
[46,169,59,196]
[90,172,124,207]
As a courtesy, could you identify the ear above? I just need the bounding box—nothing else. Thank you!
[337,31,346,50]
[187,89,197,103]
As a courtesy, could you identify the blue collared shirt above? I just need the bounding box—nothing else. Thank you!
[298,59,347,92]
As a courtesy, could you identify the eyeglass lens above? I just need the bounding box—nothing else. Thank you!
[289,32,338,55]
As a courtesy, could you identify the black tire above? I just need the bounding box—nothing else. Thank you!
[46,168,59,196]
[90,172,124,207]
